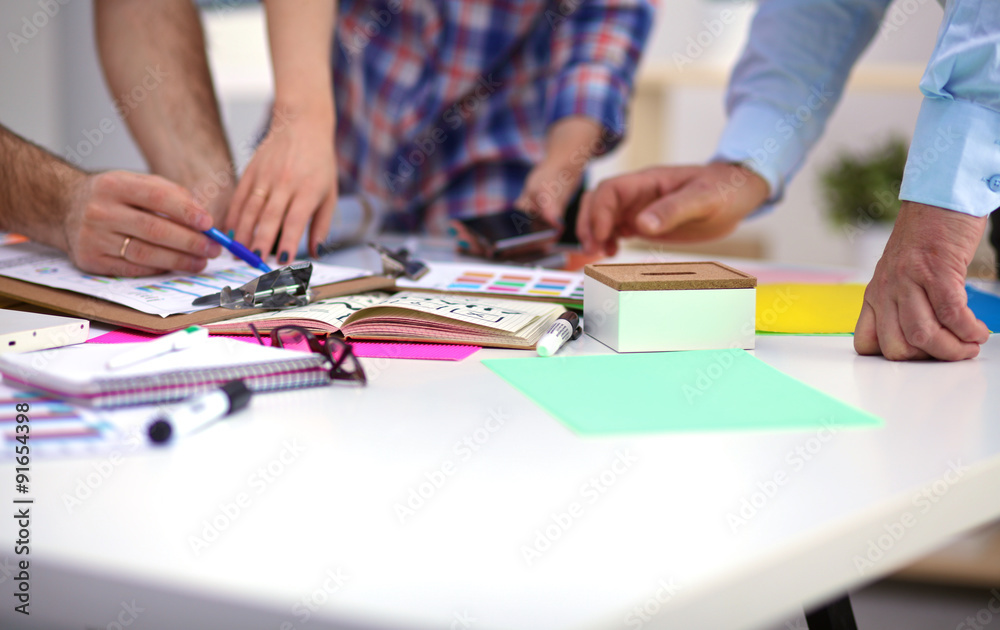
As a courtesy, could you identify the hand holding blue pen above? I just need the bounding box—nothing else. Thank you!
[204,227,273,273]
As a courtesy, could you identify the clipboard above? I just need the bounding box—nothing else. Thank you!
[0,274,395,334]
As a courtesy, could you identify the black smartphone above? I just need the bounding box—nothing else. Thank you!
[455,209,559,260]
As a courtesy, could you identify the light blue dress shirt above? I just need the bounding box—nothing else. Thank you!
[713,0,1000,217]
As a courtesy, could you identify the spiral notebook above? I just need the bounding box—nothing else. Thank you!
[0,337,332,407]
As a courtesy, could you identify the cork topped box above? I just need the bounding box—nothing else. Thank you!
[583,262,757,352]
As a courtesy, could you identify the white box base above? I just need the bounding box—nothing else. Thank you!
[584,276,755,352]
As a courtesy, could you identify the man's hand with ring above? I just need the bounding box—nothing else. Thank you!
[64,171,222,277]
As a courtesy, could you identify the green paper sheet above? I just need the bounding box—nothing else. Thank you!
[482,351,882,435]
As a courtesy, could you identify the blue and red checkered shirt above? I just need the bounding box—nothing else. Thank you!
[332,0,653,233]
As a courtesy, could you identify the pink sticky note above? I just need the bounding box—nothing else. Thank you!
[89,329,479,361]
[734,263,857,285]
[88,329,160,344]
[348,342,480,361]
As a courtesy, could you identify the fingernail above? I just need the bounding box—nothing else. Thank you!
[638,212,662,232]
[457,240,470,249]
[227,229,234,239]
[253,249,262,259]
[447,226,457,237]
[278,251,289,264]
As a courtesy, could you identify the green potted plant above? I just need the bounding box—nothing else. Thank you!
[820,136,908,271]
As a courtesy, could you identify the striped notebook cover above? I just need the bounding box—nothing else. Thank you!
[0,338,331,407]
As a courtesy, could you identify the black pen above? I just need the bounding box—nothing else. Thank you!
[147,380,252,444]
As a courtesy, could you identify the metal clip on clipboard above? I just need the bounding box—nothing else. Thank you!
[368,243,429,281]
[191,262,315,310]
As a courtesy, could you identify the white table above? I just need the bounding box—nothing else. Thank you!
[3,261,999,630]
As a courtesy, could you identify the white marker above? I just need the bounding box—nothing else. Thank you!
[106,326,209,370]
[147,380,252,444]
[537,311,582,357]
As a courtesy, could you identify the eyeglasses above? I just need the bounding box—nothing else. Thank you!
[249,323,367,386]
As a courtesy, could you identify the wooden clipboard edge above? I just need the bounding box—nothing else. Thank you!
[0,274,395,334]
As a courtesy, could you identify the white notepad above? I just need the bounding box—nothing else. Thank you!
[0,338,331,407]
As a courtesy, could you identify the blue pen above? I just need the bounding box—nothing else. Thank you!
[203,227,272,273]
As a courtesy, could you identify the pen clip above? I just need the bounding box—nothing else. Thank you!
[191,262,315,310]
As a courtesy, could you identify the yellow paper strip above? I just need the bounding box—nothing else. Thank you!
[756,284,866,334]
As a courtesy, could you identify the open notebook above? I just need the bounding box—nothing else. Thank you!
[0,337,332,407]
[206,291,566,350]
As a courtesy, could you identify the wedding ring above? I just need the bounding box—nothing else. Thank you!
[252,188,268,198]
[119,236,132,259]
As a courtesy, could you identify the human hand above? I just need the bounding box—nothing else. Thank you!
[226,111,337,264]
[577,162,770,256]
[514,156,586,230]
[515,116,600,230]
[854,202,990,361]
[62,171,221,277]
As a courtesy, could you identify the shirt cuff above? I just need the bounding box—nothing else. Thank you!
[547,64,630,150]
[711,101,813,210]
[899,97,1000,218]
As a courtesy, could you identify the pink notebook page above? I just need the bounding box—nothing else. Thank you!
[89,329,479,361]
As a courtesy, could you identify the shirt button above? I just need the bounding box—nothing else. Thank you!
[988,175,1000,192]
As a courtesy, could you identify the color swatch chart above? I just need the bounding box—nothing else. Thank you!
[0,242,370,316]
[397,262,584,304]
[0,388,142,459]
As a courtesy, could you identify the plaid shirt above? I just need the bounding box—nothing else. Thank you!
[332,0,653,233]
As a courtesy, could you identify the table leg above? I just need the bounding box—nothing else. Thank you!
[804,594,858,630]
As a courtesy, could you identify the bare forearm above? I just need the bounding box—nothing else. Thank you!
[95,0,233,220]
[545,116,603,169]
[0,125,82,251]
[264,0,336,128]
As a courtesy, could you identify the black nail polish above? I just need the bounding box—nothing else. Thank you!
[253,249,262,259]
[278,251,289,264]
